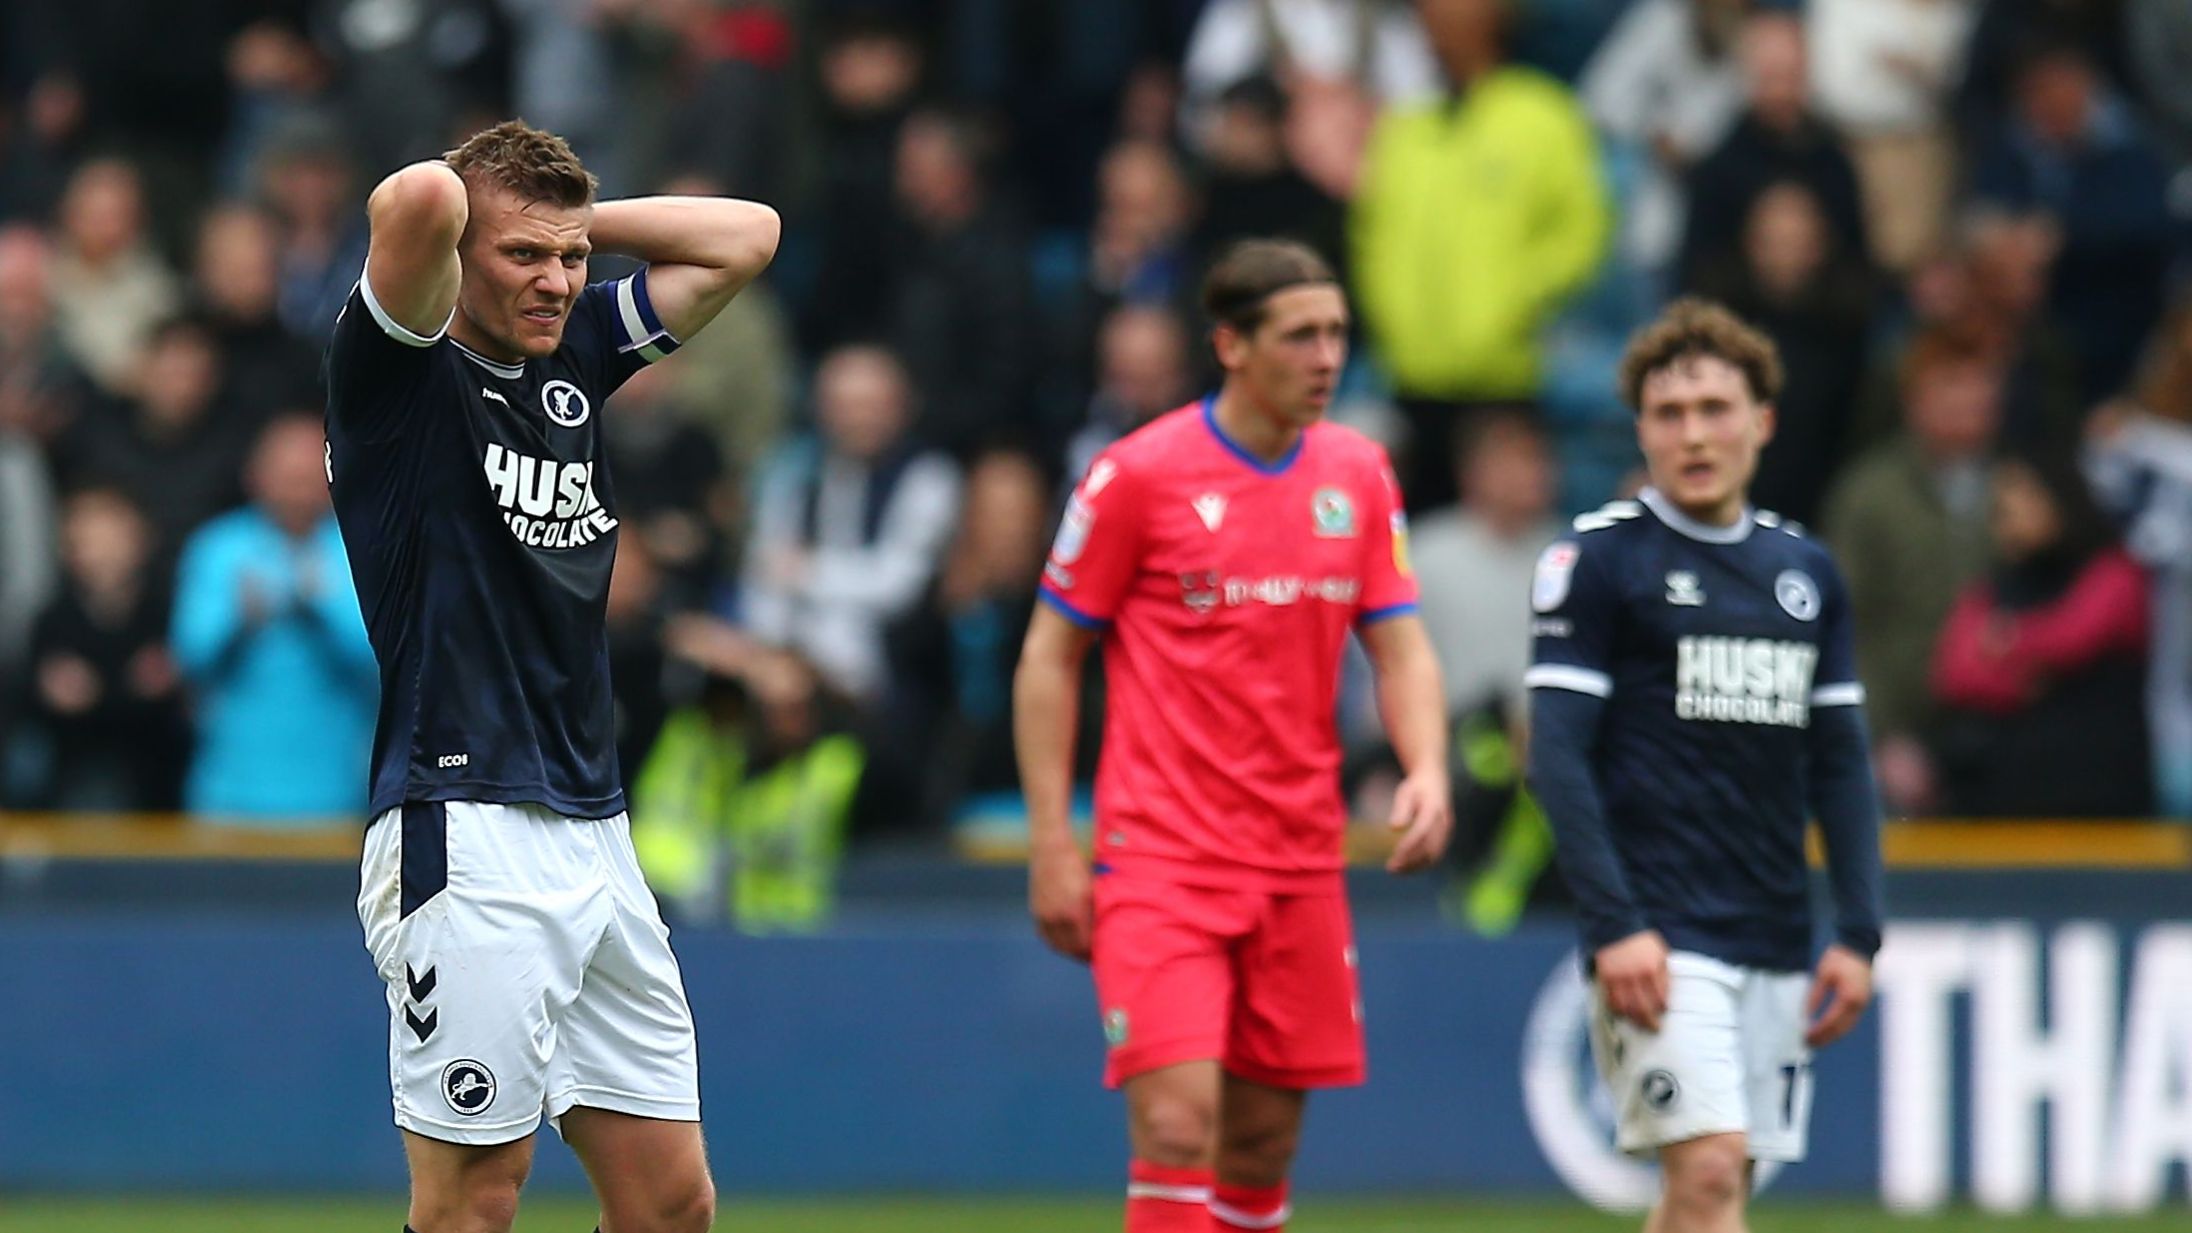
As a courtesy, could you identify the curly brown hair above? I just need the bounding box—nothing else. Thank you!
[443,120,596,209]
[1616,297,1783,413]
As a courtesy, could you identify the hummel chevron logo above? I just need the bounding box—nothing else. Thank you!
[1193,493,1227,532]
[405,1006,439,1044]
[407,964,438,1002]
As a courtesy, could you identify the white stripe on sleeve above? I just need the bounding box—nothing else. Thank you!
[1524,664,1614,697]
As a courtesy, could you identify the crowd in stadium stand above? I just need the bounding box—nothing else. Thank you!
[2,1,2189,876]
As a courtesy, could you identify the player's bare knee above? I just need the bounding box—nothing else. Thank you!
[1131,1094,1218,1167]
[1217,1117,1299,1185]
[413,1178,523,1233]
[1662,1140,1747,1214]
[599,1167,715,1233]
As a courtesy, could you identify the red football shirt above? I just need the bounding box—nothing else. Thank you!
[1041,399,1419,892]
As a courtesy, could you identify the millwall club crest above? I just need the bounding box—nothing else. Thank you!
[1311,487,1357,537]
[1775,569,1821,621]
[442,1059,497,1116]
[541,379,590,427]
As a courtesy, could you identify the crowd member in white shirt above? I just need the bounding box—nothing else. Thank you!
[1808,0,1977,273]
[1581,0,1752,277]
[1411,406,1562,717]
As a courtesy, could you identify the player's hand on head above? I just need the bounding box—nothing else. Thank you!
[1804,943,1874,1048]
[1029,843,1095,962]
[1383,768,1453,875]
[1595,930,1671,1032]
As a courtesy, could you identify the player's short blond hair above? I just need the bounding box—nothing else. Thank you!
[1617,297,1784,412]
[443,120,597,209]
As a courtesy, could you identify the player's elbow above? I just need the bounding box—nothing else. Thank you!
[712,200,781,279]
[368,162,468,244]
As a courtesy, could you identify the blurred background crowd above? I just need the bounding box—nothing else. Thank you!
[2,0,2190,925]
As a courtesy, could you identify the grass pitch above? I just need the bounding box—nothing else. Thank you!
[0,1196,2182,1232]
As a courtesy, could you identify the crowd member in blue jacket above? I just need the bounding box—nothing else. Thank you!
[171,412,375,820]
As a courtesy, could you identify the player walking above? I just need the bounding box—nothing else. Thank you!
[1526,299,1885,1233]
[1015,239,1453,1233]
[326,121,778,1233]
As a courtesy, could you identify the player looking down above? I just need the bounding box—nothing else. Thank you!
[1014,238,1453,1233]
[1526,299,1885,1233]
[326,120,778,1233]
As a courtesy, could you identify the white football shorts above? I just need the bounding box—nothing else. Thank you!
[357,800,700,1145]
[1588,950,1813,1162]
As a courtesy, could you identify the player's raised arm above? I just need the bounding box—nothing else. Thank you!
[1358,614,1453,874]
[585,195,782,342]
[1014,606,1100,961]
[362,161,466,339]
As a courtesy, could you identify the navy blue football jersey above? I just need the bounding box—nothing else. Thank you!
[1526,489,1866,970]
[325,270,678,819]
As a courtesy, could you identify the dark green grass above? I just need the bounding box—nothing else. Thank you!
[0,1196,2180,1233]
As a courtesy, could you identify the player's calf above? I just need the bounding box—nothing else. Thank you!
[1655,1133,1750,1233]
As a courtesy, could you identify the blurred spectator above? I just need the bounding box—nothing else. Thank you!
[2085,306,2192,817]
[46,158,182,395]
[2126,0,2192,162]
[1580,0,1750,276]
[18,488,187,810]
[0,227,67,674]
[801,11,926,352]
[936,0,1163,230]
[308,0,513,177]
[1947,210,2083,447]
[1410,407,1559,716]
[742,344,961,702]
[215,18,334,199]
[1970,44,2173,405]
[1181,0,1443,160]
[1678,13,1868,293]
[170,414,375,821]
[259,117,369,345]
[0,414,55,685]
[633,638,865,931]
[649,171,793,492]
[1958,0,2133,142]
[886,449,1054,828]
[1931,449,2152,818]
[14,0,238,245]
[191,204,320,425]
[1809,0,1976,274]
[1065,304,1195,482]
[51,316,250,564]
[660,3,794,204]
[604,361,730,604]
[1192,76,1348,276]
[1351,0,1610,510]
[1823,328,2001,814]
[885,109,1036,455]
[0,64,81,222]
[1089,138,1198,313]
[502,0,636,193]
[1692,180,1873,525]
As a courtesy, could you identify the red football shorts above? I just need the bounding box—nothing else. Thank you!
[1091,873,1365,1090]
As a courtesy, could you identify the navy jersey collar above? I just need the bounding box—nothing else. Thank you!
[1640,487,1753,544]
[1201,393,1304,476]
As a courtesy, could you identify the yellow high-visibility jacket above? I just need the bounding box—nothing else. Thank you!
[1351,67,1612,401]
